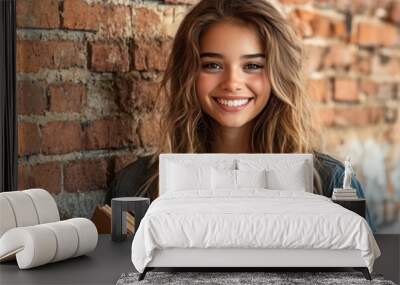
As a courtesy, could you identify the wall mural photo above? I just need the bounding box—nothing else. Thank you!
[11,0,400,234]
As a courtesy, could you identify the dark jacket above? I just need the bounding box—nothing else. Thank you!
[105,152,377,233]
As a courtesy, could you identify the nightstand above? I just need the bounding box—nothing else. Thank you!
[111,197,150,242]
[331,198,366,218]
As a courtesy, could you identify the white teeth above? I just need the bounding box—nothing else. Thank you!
[216,98,250,107]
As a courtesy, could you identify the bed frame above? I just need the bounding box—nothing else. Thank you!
[140,248,371,280]
[138,154,372,281]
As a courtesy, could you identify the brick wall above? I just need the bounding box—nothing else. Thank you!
[16,0,400,227]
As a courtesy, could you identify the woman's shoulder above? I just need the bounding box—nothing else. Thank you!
[105,155,157,205]
[313,150,345,171]
[312,151,347,196]
[113,155,155,186]
[314,150,349,179]
[120,155,154,174]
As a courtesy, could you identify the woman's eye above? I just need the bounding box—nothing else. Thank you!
[202,63,222,71]
[245,63,263,70]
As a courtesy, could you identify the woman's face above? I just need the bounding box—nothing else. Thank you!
[195,20,271,128]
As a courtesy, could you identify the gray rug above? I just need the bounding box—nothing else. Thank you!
[116,271,396,285]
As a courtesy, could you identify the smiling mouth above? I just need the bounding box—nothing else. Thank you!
[212,97,254,112]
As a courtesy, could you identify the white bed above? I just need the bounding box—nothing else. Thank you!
[131,153,381,281]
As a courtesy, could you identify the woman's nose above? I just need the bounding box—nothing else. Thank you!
[220,66,243,92]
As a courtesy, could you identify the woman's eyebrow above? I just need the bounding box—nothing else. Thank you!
[200,52,265,59]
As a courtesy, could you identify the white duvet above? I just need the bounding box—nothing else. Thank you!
[131,189,381,273]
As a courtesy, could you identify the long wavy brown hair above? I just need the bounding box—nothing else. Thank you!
[137,0,322,198]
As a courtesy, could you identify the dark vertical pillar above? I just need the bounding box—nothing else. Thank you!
[0,0,17,192]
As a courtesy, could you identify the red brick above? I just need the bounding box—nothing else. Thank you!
[115,77,162,113]
[17,40,85,73]
[138,113,161,148]
[380,22,398,47]
[101,5,132,38]
[314,106,335,127]
[334,18,348,39]
[17,80,47,115]
[376,83,396,100]
[18,162,61,194]
[289,13,313,37]
[133,38,172,71]
[164,0,199,4]
[289,9,313,38]
[313,0,335,9]
[330,1,373,14]
[279,0,312,4]
[333,78,359,102]
[18,164,30,190]
[293,9,336,38]
[89,42,129,72]
[293,8,314,22]
[349,1,373,14]
[351,52,372,74]
[352,21,397,47]
[388,1,400,24]
[304,44,326,72]
[323,44,353,69]
[132,7,161,36]
[64,159,108,192]
[307,78,331,102]
[360,79,378,97]
[333,107,368,127]
[310,14,334,38]
[17,0,60,29]
[63,0,102,31]
[332,106,385,127]
[30,162,61,194]
[64,0,132,38]
[41,121,82,154]
[113,154,137,174]
[82,118,138,150]
[368,106,385,124]
[372,55,400,76]
[352,21,380,46]
[18,122,41,156]
[48,83,86,113]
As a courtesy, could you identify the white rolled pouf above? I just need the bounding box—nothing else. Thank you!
[0,189,98,269]
[0,219,98,269]
[0,225,57,269]
[42,221,79,262]
[0,196,17,237]
[65,218,98,257]
[24,189,60,224]
[0,191,39,227]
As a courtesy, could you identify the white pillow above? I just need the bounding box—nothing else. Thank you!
[167,162,212,191]
[212,168,237,190]
[265,162,307,191]
[238,159,309,192]
[237,169,267,188]
[211,168,268,190]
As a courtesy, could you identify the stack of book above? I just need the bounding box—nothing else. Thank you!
[332,188,358,200]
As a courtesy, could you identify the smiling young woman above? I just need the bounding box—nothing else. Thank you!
[195,19,272,153]
[131,0,317,192]
[105,0,377,232]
